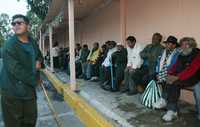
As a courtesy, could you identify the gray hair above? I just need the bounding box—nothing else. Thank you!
[179,37,197,48]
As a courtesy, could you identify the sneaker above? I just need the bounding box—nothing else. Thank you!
[126,91,138,96]
[89,76,99,81]
[162,110,178,122]
[102,85,111,91]
[152,98,167,109]
[120,88,128,93]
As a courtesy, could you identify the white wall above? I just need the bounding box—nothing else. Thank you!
[79,0,120,48]
[78,0,200,46]
[126,0,200,45]
[50,0,200,50]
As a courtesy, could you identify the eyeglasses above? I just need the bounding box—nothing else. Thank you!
[11,21,25,26]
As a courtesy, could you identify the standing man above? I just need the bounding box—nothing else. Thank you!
[52,41,60,69]
[0,14,43,127]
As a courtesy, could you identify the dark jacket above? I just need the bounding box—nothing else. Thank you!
[80,48,90,63]
[140,43,164,75]
[112,48,127,67]
[168,48,200,82]
[0,35,43,99]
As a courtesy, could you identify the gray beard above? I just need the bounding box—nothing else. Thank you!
[181,48,192,56]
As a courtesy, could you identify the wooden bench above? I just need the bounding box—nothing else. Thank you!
[180,86,195,105]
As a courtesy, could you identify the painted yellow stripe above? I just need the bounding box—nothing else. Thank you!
[43,70,115,127]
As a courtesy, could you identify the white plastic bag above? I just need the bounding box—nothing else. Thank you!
[141,80,162,108]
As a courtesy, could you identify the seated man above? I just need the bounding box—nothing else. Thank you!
[75,43,82,77]
[140,33,164,86]
[111,44,127,91]
[153,36,180,108]
[121,36,145,95]
[79,44,90,79]
[85,42,101,80]
[157,37,200,122]
[98,44,108,84]
[101,41,117,90]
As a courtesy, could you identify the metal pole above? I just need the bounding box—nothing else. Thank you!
[68,0,77,91]
[41,82,64,127]
[120,0,127,45]
[39,30,42,50]
[42,35,45,56]
[49,25,54,72]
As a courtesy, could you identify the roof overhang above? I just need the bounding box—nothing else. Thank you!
[40,0,113,31]
[43,0,65,24]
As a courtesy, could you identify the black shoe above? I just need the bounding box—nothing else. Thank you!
[102,85,111,91]
[120,88,128,93]
[110,89,119,92]
[126,91,138,96]
[78,75,84,79]
[101,81,109,87]
[84,77,91,80]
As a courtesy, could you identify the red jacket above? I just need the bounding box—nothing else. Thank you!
[168,50,200,81]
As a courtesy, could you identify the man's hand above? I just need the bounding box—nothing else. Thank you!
[156,75,160,81]
[36,61,42,70]
[127,66,132,70]
[166,75,179,84]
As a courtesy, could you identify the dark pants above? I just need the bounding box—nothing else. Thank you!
[1,95,37,127]
[75,61,82,77]
[101,66,120,90]
[86,63,99,79]
[99,65,105,83]
[115,65,126,90]
[102,66,112,86]
[53,56,59,68]
[165,76,199,112]
[124,67,147,92]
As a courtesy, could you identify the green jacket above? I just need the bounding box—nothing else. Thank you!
[140,43,164,75]
[80,48,90,63]
[0,35,43,99]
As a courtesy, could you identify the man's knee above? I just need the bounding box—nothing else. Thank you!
[124,68,129,73]
[194,82,200,96]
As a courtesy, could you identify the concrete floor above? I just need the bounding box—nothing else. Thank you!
[54,70,200,127]
[0,59,85,127]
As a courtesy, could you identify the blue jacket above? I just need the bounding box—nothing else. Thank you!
[156,48,180,74]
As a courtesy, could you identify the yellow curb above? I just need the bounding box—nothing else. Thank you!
[43,70,115,127]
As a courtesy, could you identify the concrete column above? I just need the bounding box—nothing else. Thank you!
[68,0,77,91]
[120,0,127,45]
[49,25,54,72]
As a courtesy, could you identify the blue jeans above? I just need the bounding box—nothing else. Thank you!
[86,63,91,79]
[194,81,200,118]
[82,62,87,78]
